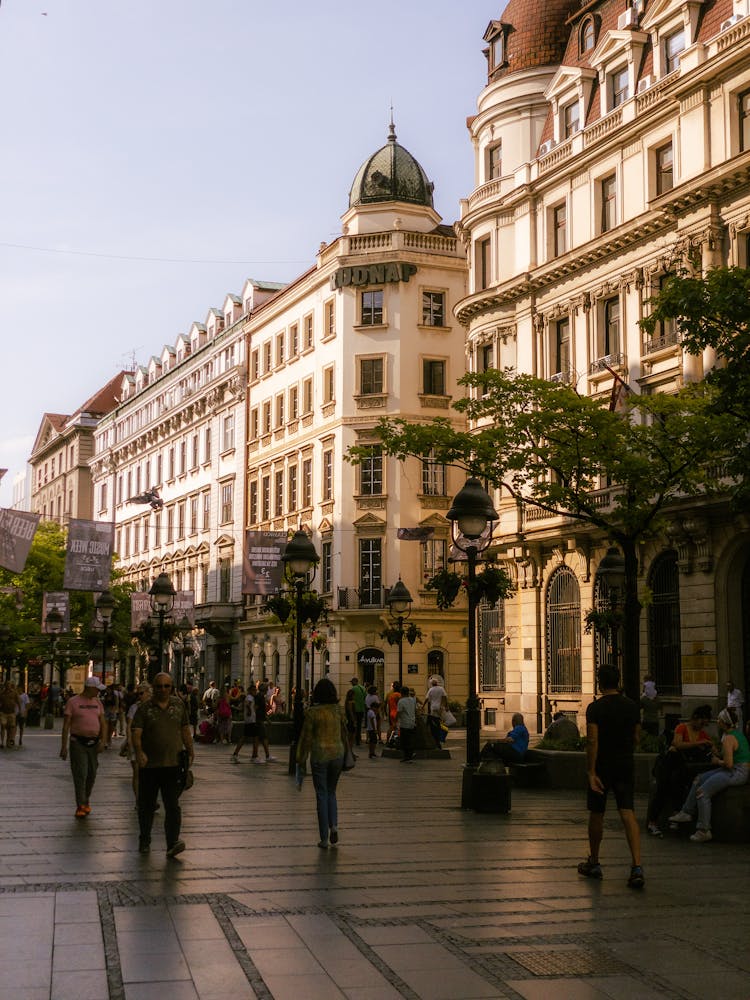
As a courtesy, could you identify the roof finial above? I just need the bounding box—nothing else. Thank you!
[388,102,396,142]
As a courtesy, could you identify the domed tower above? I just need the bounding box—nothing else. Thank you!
[342,122,443,236]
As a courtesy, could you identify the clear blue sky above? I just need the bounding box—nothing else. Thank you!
[0,0,500,507]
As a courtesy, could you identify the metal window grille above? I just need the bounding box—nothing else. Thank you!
[647,551,682,695]
[546,567,582,693]
[478,599,505,691]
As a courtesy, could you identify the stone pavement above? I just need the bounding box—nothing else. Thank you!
[0,727,748,1000]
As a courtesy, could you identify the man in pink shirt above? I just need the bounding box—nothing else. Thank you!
[60,676,106,818]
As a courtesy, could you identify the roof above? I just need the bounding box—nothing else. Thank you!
[349,124,434,209]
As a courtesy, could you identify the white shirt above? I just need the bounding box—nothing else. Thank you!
[424,685,447,716]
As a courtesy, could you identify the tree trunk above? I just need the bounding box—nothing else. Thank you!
[621,538,641,703]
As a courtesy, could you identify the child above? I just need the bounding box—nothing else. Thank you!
[366,702,378,758]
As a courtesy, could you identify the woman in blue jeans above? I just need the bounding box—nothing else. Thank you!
[670,707,750,842]
[296,678,347,849]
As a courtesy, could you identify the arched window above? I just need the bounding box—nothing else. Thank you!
[546,567,582,692]
[580,17,595,54]
[478,599,505,691]
[427,649,444,678]
[648,551,681,695]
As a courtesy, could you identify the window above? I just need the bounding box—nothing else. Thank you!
[361,290,384,326]
[359,538,382,606]
[251,348,260,382]
[322,448,333,501]
[422,290,445,327]
[262,401,271,435]
[321,540,332,593]
[647,551,681,695]
[249,481,258,525]
[422,453,446,496]
[476,236,491,290]
[553,202,567,256]
[261,475,271,520]
[324,298,335,338]
[274,470,284,517]
[222,414,235,452]
[177,501,185,540]
[221,482,233,523]
[546,566,582,693]
[204,427,211,463]
[302,458,312,507]
[656,142,674,195]
[275,393,285,428]
[303,313,313,350]
[479,600,506,691]
[421,538,447,579]
[601,297,620,358]
[202,490,210,530]
[478,342,494,374]
[191,434,199,470]
[580,17,595,53]
[289,323,299,357]
[250,407,259,440]
[179,439,187,475]
[423,359,446,396]
[600,174,617,233]
[99,482,108,512]
[552,317,571,378]
[562,100,580,138]
[288,464,298,512]
[323,365,334,404]
[488,142,502,180]
[360,446,383,496]
[142,517,148,552]
[490,32,504,70]
[275,331,285,367]
[360,357,384,395]
[663,29,684,74]
[740,90,750,152]
[190,496,198,534]
[610,66,629,108]
[302,377,313,414]
[201,562,209,603]
[219,558,231,602]
[289,385,299,420]
[167,448,175,481]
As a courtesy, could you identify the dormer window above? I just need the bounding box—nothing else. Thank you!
[483,20,507,78]
[663,28,685,73]
[610,66,629,107]
[562,100,580,138]
[580,17,596,54]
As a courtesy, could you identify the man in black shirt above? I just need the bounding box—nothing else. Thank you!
[578,664,644,889]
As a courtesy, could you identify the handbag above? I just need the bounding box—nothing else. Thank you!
[342,744,356,771]
[176,749,194,793]
[442,709,457,727]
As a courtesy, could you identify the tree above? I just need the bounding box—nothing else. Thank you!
[348,369,728,701]
[640,265,750,503]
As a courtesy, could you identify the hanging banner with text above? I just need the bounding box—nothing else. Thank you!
[242,531,286,595]
[63,519,115,591]
[131,590,195,631]
[0,508,40,573]
[42,591,71,633]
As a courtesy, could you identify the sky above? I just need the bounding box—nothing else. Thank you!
[0,0,501,508]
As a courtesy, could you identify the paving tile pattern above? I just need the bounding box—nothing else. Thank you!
[0,730,748,999]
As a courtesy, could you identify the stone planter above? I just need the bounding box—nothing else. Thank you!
[525,748,656,793]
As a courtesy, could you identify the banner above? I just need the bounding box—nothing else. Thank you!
[0,508,40,573]
[173,590,195,626]
[131,590,195,631]
[242,531,286,595]
[63,519,115,591]
[42,591,70,632]
[131,592,152,632]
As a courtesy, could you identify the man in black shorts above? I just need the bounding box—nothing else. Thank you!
[578,664,645,889]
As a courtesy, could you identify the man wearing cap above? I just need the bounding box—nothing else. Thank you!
[131,672,194,858]
[60,676,106,818]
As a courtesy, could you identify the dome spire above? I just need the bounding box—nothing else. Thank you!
[388,103,396,143]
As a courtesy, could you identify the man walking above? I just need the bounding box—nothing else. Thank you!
[350,677,367,746]
[396,685,417,762]
[131,672,194,858]
[60,676,106,818]
[578,664,644,889]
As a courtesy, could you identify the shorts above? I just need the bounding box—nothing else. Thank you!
[243,722,258,739]
[255,721,267,741]
[0,713,15,727]
[586,762,635,813]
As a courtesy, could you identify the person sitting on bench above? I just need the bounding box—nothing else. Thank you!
[492,713,530,765]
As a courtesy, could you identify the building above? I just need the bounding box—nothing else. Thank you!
[29,373,123,525]
[457,0,750,732]
[241,125,470,700]
[91,283,282,684]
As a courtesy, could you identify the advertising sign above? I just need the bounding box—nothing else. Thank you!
[0,508,40,573]
[242,531,286,595]
[42,591,71,632]
[63,519,114,591]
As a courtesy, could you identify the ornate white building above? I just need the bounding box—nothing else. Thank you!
[458,0,750,731]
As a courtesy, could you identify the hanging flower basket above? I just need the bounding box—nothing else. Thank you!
[583,608,624,634]
[426,564,514,609]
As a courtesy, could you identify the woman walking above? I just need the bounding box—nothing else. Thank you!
[296,677,346,849]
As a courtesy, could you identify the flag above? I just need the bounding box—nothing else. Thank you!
[0,508,40,573]
[397,527,435,541]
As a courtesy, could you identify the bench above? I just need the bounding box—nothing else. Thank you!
[508,761,547,788]
[711,782,750,843]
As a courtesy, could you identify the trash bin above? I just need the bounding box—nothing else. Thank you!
[463,762,512,813]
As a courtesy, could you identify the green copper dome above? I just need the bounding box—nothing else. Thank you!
[349,124,434,209]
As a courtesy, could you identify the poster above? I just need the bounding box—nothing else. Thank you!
[63,519,115,591]
[242,531,286,595]
[0,508,40,573]
[42,591,70,632]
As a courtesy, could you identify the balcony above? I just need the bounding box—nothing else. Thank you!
[336,587,391,611]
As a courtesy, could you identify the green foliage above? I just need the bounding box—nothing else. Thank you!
[425,569,463,609]
[536,735,588,752]
[583,608,624,635]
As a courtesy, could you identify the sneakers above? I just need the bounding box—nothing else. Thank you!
[252,757,263,765]
[74,806,87,819]
[690,829,712,843]
[166,840,186,858]
[138,837,151,855]
[577,858,603,879]
[646,822,662,837]
[627,865,645,889]
[329,827,339,845]
[668,810,693,824]
[266,755,277,762]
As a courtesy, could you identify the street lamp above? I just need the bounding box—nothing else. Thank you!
[281,530,319,774]
[387,577,413,687]
[95,590,115,684]
[597,545,626,688]
[45,606,64,692]
[149,572,176,682]
[177,615,193,687]
[447,477,498,804]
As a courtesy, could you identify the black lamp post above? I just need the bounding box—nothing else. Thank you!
[447,477,498,801]
[95,590,115,684]
[387,578,413,687]
[281,530,319,774]
[148,572,176,682]
[597,546,626,688]
[176,616,193,688]
[45,607,64,692]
